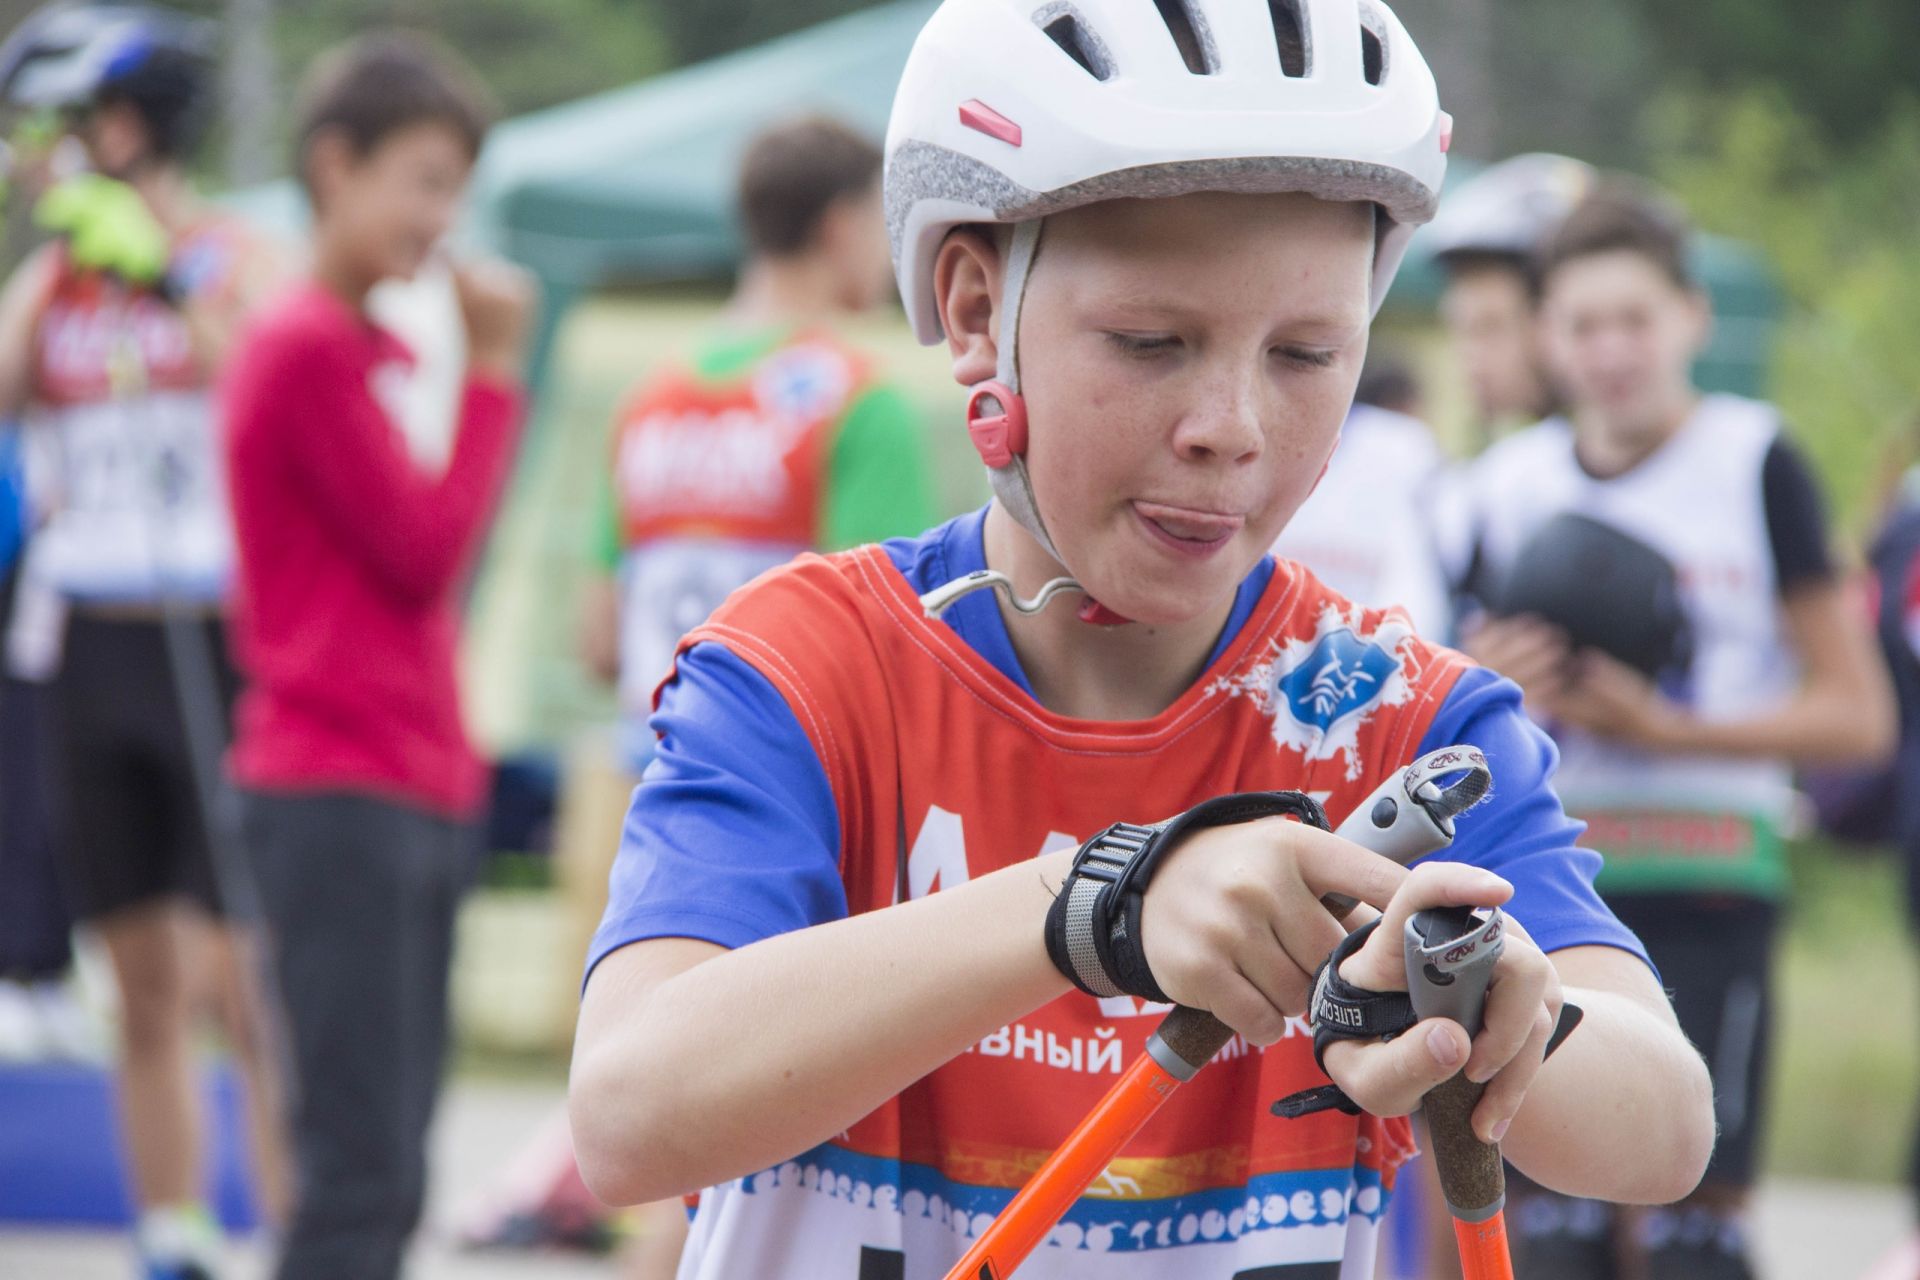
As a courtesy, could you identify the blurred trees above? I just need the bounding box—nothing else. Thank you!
[265,0,669,118]
[1397,0,1919,164]
[1648,87,1920,531]
[161,0,670,141]
[114,0,1911,181]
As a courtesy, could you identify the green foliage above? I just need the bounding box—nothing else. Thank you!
[649,0,881,65]
[1769,838,1918,1181]
[1627,0,1920,151]
[166,0,670,180]
[1646,87,1920,532]
[269,0,670,118]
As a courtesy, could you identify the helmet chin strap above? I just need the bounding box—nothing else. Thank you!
[919,219,1133,627]
[983,219,1061,560]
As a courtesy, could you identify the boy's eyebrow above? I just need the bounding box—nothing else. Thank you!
[1096,293,1365,336]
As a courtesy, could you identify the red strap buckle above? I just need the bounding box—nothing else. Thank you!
[966,381,1028,468]
[1077,599,1131,626]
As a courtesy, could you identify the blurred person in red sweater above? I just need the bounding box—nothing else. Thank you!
[220,34,532,1280]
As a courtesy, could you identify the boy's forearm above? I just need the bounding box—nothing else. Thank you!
[1502,978,1714,1204]
[573,850,1075,1205]
[1649,683,1895,766]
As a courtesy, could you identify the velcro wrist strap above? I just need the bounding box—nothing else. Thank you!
[1045,791,1329,1004]
[1308,917,1417,1074]
[1045,821,1154,1000]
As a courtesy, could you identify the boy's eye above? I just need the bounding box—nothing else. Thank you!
[1275,346,1339,369]
[1104,332,1180,357]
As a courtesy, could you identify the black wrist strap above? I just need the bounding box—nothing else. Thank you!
[1045,791,1329,1004]
[1270,919,1418,1121]
[1274,945,1590,1123]
[1307,918,1417,1075]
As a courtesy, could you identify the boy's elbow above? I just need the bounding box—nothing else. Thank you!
[568,1048,691,1207]
[1645,1046,1717,1204]
[1856,698,1899,765]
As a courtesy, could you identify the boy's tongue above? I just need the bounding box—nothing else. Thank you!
[1138,502,1240,543]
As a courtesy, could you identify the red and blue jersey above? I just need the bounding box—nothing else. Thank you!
[589,506,1647,1280]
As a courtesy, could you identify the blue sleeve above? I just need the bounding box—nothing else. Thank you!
[584,642,849,985]
[0,426,23,575]
[1416,665,1654,972]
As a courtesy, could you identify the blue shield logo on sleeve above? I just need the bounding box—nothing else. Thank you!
[1273,628,1400,732]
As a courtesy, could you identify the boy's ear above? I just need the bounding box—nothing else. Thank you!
[303,128,356,210]
[933,228,1002,387]
[1684,285,1714,356]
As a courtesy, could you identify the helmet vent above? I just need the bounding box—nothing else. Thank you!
[1359,3,1387,84]
[1150,0,1217,75]
[1036,9,1114,81]
[1267,0,1311,78]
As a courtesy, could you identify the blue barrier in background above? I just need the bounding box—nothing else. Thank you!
[0,1061,259,1230]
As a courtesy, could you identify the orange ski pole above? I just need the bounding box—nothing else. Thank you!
[1403,906,1514,1280]
[942,1005,1233,1280]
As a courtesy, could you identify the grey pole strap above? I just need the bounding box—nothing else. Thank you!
[983,218,1069,569]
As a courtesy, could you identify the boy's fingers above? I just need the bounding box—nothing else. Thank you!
[1323,1016,1469,1117]
[1464,955,1555,1085]
[1471,1007,1556,1144]
[1210,972,1294,1048]
[1290,825,1408,913]
[1265,878,1350,984]
[1473,616,1565,665]
[1234,945,1315,1027]
[1504,650,1568,691]
[1228,882,1346,1031]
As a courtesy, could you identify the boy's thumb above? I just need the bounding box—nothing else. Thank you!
[1327,1017,1469,1117]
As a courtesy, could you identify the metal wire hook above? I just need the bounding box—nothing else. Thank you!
[918,569,1086,620]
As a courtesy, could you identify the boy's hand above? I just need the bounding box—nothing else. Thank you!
[455,257,537,382]
[1460,615,1573,716]
[1551,649,1682,748]
[1137,819,1410,1046]
[1325,864,1561,1143]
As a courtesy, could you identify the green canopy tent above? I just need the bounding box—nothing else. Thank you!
[469,0,937,400]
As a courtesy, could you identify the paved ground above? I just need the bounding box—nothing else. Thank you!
[1,1079,1911,1278]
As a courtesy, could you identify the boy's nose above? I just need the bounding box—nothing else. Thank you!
[1172,368,1264,463]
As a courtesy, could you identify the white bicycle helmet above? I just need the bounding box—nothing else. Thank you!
[0,4,211,108]
[0,4,216,159]
[1423,151,1596,268]
[885,0,1450,605]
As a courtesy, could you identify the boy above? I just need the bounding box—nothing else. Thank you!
[1426,153,1594,646]
[0,6,288,1274]
[572,2,1715,1277]
[1456,186,1894,1277]
[1425,152,1594,443]
[582,114,934,772]
[221,34,532,1280]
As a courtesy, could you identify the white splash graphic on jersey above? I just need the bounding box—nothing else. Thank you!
[1211,601,1417,781]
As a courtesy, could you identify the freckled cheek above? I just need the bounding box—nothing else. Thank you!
[1254,417,1342,523]
[1032,365,1163,472]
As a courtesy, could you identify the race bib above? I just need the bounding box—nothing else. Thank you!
[27,389,231,602]
[619,537,800,710]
